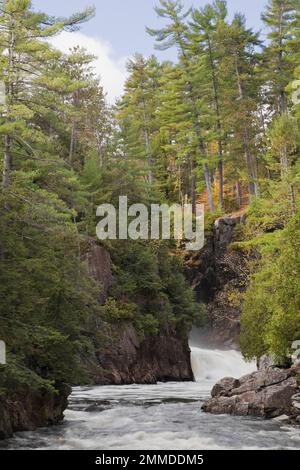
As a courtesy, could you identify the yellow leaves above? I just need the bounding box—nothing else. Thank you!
[227,289,243,308]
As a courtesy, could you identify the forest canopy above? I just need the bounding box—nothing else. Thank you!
[0,0,299,392]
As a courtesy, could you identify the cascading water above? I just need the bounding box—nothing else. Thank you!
[2,339,300,450]
[191,346,256,382]
[189,327,256,382]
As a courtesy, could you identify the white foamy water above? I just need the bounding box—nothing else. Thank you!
[191,346,256,382]
[1,346,300,450]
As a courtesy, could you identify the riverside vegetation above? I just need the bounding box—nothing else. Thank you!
[0,0,299,434]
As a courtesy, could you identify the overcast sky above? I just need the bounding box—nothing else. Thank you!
[31,0,267,102]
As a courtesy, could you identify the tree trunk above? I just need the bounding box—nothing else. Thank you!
[69,121,76,166]
[208,35,223,209]
[190,155,196,211]
[144,127,153,184]
[235,181,242,208]
[235,61,259,198]
[277,28,294,212]
[141,98,153,184]
[218,156,223,209]
[2,22,15,190]
[2,134,12,190]
[280,143,296,215]
[204,163,214,212]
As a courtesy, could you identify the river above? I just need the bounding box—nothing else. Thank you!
[1,346,300,450]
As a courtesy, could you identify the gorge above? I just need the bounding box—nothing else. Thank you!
[1,346,300,451]
[1,215,300,448]
[0,0,300,454]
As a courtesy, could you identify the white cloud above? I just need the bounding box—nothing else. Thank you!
[50,31,127,104]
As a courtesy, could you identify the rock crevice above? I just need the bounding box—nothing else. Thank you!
[186,213,250,346]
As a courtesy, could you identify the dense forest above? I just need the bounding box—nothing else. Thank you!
[0,0,299,399]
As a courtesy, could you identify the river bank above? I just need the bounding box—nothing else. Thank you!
[202,364,300,423]
[1,347,300,450]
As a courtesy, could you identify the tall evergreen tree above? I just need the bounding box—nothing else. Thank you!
[262,0,299,211]
[216,14,262,198]
[147,0,215,211]
[262,0,297,114]
[0,0,95,189]
[189,0,227,208]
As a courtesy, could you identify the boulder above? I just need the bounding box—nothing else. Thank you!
[202,366,300,421]
[211,377,240,398]
[257,355,277,370]
[0,383,71,440]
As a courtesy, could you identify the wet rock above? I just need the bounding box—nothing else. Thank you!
[202,367,300,420]
[82,242,192,385]
[228,368,291,397]
[0,383,71,440]
[292,393,300,411]
[273,414,290,424]
[211,377,240,398]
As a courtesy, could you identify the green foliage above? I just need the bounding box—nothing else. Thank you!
[241,212,300,360]
[0,356,56,396]
[106,240,200,336]
[0,0,299,397]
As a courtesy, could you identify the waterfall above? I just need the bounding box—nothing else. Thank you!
[191,346,256,382]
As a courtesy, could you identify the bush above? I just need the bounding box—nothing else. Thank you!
[240,212,300,361]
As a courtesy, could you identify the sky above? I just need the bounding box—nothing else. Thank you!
[31,0,268,102]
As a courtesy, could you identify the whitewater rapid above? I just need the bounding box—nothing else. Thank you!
[191,346,256,382]
[1,346,300,450]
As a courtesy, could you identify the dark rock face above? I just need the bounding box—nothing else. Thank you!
[0,383,71,440]
[84,239,114,303]
[202,366,300,420]
[186,213,251,346]
[93,323,193,385]
[83,242,194,385]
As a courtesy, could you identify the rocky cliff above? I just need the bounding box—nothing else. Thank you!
[84,239,115,303]
[202,365,300,423]
[0,383,71,440]
[186,213,251,346]
[85,241,194,385]
[92,322,193,385]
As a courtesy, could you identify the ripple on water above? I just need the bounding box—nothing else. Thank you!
[1,381,300,450]
[1,348,299,450]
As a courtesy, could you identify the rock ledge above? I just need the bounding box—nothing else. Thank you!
[0,383,71,440]
[202,366,300,421]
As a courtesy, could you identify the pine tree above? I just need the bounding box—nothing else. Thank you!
[216,14,262,198]
[262,0,298,114]
[189,1,227,208]
[0,0,95,189]
[118,55,162,185]
[262,0,299,211]
[147,0,215,211]
[156,61,198,204]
